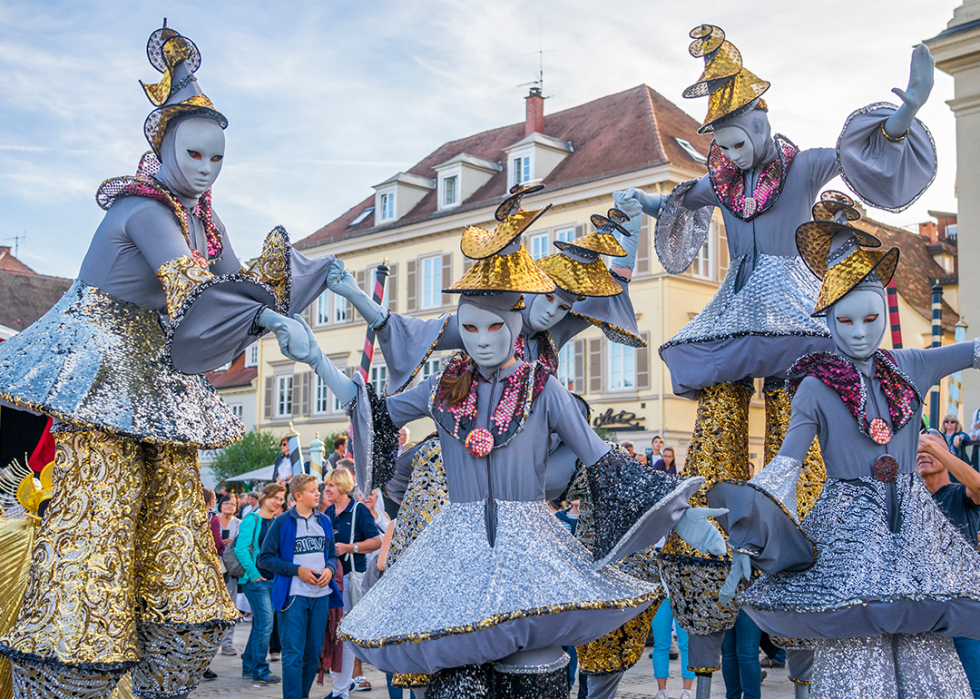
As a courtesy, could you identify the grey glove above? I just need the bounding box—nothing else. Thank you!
[673,506,728,556]
[618,187,663,219]
[718,550,752,607]
[884,44,934,138]
[326,260,389,329]
[612,192,642,270]
[267,312,357,407]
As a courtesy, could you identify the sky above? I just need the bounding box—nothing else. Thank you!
[0,0,965,278]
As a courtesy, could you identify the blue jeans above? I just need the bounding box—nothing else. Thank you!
[242,579,274,681]
[652,598,694,680]
[566,646,577,687]
[955,637,980,699]
[386,673,407,699]
[278,594,331,699]
[721,610,762,699]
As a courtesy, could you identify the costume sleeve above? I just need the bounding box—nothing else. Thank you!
[805,147,839,192]
[207,212,244,275]
[893,341,980,396]
[705,380,821,574]
[235,513,261,582]
[655,178,716,275]
[837,102,937,213]
[565,272,645,348]
[375,313,460,394]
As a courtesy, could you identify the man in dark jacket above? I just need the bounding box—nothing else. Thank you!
[258,474,342,699]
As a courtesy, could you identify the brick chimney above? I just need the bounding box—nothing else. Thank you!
[525,87,544,137]
[919,220,939,244]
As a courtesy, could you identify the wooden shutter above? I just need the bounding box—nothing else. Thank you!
[301,371,311,416]
[463,257,475,274]
[264,376,274,420]
[386,263,397,312]
[575,223,585,238]
[354,269,366,321]
[441,253,452,306]
[291,374,301,416]
[589,338,602,395]
[300,302,314,326]
[573,339,585,394]
[636,215,650,274]
[406,259,417,312]
[636,332,650,389]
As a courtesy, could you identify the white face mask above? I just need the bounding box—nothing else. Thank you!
[528,292,573,332]
[458,304,513,371]
[831,289,887,360]
[173,118,225,194]
[713,125,755,171]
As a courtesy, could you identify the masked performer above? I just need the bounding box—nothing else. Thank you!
[0,23,334,699]
[264,216,727,697]
[710,202,980,698]
[619,25,938,679]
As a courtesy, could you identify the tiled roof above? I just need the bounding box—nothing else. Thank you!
[853,216,958,332]
[296,85,711,250]
[0,270,73,332]
[207,351,258,389]
[0,247,37,275]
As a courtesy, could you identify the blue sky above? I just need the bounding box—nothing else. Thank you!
[0,0,963,277]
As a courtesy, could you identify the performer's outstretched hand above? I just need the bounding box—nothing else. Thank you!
[264,311,316,364]
[325,259,389,328]
[616,187,663,219]
[674,506,728,556]
[884,44,935,138]
[719,550,752,607]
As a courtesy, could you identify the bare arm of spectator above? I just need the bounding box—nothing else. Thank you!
[378,520,395,572]
[921,433,980,505]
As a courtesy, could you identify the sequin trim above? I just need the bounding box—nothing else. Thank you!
[567,312,646,348]
[709,134,799,221]
[241,226,292,313]
[514,332,559,376]
[156,253,215,318]
[493,652,569,674]
[576,602,659,675]
[654,178,714,275]
[973,338,980,370]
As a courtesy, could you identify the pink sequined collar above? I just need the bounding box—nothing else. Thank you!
[514,333,559,377]
[430,353,550,452]
[788,350,920,442]
[708,134,798,221]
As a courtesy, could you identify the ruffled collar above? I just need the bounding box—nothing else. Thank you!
[514,332,559,377]
[708,134,798,221]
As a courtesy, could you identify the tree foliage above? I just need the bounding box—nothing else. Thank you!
[210,429,281,486]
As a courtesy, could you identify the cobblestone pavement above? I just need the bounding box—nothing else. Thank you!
[190,622,799,698]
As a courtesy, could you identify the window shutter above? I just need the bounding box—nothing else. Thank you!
[636,332,650,389]
[573,339,585,394]
[575,223,585,238]
[406,259,417,312]
[636,215,650,274]
[263,376,274,420]
[589,338,602,395]
[301,302,314,326]
[354,269,366,321]
[301,371,311,416]
[716,220,728,279]
[441,253,452,306]
[463,257,475,274]
[291,375,302,416]
[386,263,397,311]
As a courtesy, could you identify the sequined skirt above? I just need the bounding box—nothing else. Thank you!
[339,500,660,675]
[738,475,980,640]
[0,280,242,449]
[659,254,832,397]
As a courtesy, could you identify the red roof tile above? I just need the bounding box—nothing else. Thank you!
[207,351,258,389]
[0,270,73,332]
[296,85,710,250]
[0,247,37,276]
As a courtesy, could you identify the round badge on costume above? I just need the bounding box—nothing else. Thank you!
[465,428,494,457]
[873,454,898,482]
[869,417,892,445]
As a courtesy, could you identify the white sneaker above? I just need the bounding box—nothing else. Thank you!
[656,691,669,699]
[680,690,693,699]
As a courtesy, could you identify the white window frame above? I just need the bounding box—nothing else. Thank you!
[379,191,396,222]
[675,137,707,165]
[420,356,442,381]
[370,363,388,396]
[511,153,532,187]
[420,255,441,310]
[244,344,259,368]
[691,224,714,280]
[443,174,458,208]
[555,227,576,244]
[230,404,244,419]
[608,343,635,391]
[275,374,293,417]
[316,290,331,326]
[216,361,231,372]
[529,232,549,260]
[556,344,575,390]
[349,206,375,227]
[333,293,349,324]
[314,374,331,414]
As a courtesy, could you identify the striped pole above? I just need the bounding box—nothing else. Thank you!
[357,261,390,384]
[286,421,305,478]
[949,319,968,417]
[930,284,943,429]
[886,278,903,349]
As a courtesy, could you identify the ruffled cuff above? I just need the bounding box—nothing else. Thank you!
[705,455,816,575]
[568,273,646,348]
[654,179,714,275]
[837,102,937,213]
[347,373,398,498]
[376,313,455,395]
[587,447,703,569]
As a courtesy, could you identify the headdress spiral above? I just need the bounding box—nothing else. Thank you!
[536,208,628,299]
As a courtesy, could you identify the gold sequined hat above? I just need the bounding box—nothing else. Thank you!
[554,209,629,258]
[141,20,228,155]
[683,25,770,134]
[461,184,552,261]
[797,191,882,280]
[535,253,623,298]
[447,242,556,295]
[810,242,899,317]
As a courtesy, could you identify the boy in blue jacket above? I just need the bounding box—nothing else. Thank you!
[258,473,342,699]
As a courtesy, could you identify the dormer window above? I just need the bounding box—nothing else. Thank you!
[443,175,458,207]
[503,133,571,189]
[379,192,396,222]
[373,172,435,225]
[512,155,531,185]
[433,153,501,212]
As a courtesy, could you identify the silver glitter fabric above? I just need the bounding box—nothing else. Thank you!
[494,665,569,698]
[10,657,126,699]
[130,621,223,698]
[749,454,802,521]
[387,436,447,569]
[973,337,980,370]
[0,280,243,449]
[654,179,714,275]
[425,664,492,699]
[739,474,980,638]
[812,633,971,699]
[339,500,659,674]
[661,253,829,350]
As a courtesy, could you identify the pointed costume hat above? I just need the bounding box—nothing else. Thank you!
[554,209,629,258]
[796,190,883,281]
[141,20,228,155]
[537,207,631,298]
[684,25,770,134]
[460,184,552,260]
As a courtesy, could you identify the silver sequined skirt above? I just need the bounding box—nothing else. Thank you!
[0,280,243,449]
[738,475,980,640]
[659,254,832,397]
[339,499,660,675]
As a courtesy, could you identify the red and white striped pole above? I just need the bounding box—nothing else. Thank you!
[886,278,902,349]
[357,260,390,384]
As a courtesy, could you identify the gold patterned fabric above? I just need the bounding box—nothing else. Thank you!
[811,246,899,316]
[130,622,223,697]
[763,385,827,520]
[387,437,447,569]
[0,518,36,699]
[577,602,659,675]
[392,673,430,689]
[243,228,291,310]
[155,253,214,319]
[534,254,622,298]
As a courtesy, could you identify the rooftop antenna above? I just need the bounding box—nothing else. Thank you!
[517,15,555,98]
[3,231,26,257]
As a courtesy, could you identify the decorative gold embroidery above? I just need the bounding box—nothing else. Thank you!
[130,622,224,696]
[392,673,430,689]
[577,602,660,674]
[387,436,447,568]
[243,228,290,309]
[156,252,213,318]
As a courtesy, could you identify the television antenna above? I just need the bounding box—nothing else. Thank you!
[517,16,555,98]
